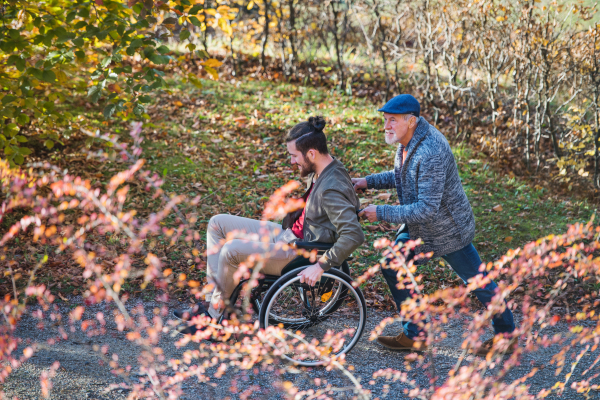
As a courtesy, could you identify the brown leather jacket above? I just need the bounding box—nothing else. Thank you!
[282,158,364,270]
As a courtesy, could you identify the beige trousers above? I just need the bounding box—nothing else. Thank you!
[205,214,298,319]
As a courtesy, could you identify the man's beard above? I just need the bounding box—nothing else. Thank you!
[385,130,398,145]
[299,158,317,177]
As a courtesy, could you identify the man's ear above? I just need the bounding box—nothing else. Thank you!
[307,149,317,161]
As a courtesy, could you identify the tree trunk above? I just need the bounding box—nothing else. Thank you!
[594,90,600,189]
[373,2,390,101]
[202,0,211,52]
[261,0,271,70]
[330,2,345,87]
[288,0,297,73]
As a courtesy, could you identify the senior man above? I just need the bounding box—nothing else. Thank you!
[354,94,516,356]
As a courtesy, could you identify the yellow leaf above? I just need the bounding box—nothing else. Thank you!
[203,58,223,68]
[56,70,68,83]
[174,101,183,107]
[247,0,254,9]
[321,291,332,302]
[204,65,218,80]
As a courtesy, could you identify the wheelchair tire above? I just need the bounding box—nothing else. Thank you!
[259,266,367,366]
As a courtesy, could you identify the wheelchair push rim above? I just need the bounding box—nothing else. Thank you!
[260,269,366,367]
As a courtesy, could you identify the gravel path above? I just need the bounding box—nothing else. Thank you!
[2,296,598,399]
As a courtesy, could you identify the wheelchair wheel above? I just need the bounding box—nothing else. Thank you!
[259,267,367,366]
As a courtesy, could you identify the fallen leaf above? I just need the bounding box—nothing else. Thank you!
[492,205,503,212]
[174,101,183,107]
[377,193,392,201]
[504,236,513,242]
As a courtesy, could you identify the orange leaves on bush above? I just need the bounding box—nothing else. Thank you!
[261,180,304,220]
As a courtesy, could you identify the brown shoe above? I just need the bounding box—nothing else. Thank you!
[474,335,518,357]
[376,332,428,352]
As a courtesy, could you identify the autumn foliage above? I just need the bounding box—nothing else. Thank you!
[2,0,600,399]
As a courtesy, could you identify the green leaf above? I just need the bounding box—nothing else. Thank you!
[2,95,17,105]
[133,104,144,116]
[189,16,201,27]
[163,168,168,177]
[148,54,169,65]
[42,70,56,83]
[5,123,19,135]
[67,11,78,23]
[15,135,28,143]
[15,58,26,71]
[18,147,32,155]
[101,56,112,68]
[138,95,151,103]
[195,49,210,59]
[130,38,143,49]
[16,114,30,125]
[44,140,54,149]
[162,17,178,25]
[157,45,170,55]
[75,50,85,59]
[88,85,102,103]
[13,153,24,165]
[188,4,203,15]
[7,55,20,65]
[72,37,84,47]
[180,30,191,41]
[103,103,117,119]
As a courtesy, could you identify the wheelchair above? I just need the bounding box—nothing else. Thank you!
[225,241,367,366]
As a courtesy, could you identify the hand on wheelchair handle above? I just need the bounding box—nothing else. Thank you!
[358,204,378,223]
[298,263,325,286]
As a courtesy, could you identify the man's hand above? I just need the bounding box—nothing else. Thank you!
[358,204,378,222]
[351,177,367,192]
[297,263,325,286]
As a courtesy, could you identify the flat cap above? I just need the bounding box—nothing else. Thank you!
[377,94,420,117]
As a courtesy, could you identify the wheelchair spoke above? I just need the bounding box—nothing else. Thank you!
[261,271,366,366]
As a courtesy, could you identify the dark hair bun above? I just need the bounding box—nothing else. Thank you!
[308,116,326,132]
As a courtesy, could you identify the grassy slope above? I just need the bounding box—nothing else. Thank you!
[3,76,593,301]
[136,77,595,299]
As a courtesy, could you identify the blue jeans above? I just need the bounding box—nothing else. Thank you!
[381,227,515,339]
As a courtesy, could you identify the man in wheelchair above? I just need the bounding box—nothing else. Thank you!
[175,116,365,335]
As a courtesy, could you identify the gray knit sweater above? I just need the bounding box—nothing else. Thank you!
[365,117,475,258]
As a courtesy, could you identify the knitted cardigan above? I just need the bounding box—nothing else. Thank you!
[366,117,475,258]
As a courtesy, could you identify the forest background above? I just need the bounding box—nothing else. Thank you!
[2,0,600,399]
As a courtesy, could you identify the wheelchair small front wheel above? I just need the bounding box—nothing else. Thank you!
[259,267,367,366]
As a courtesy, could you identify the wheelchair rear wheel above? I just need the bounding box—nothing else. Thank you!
[258,267,366,366]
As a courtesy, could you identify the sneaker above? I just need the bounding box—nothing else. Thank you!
[376,332,428,352]
[173,302,209,321]
[176,305,211,336]
[474,335,518,357]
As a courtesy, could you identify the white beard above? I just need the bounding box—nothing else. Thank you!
[385,131,398,145]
